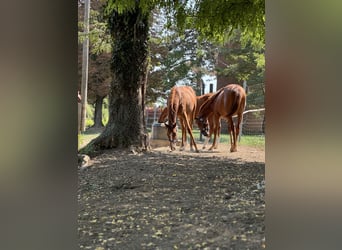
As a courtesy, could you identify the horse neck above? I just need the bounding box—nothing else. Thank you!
[198,90,223,118]
[196,94,212,116]
[159,108,168,122]
[198,101,213,119]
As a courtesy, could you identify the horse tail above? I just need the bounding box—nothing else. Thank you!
[167,87,178,124]
[227,90,243,117]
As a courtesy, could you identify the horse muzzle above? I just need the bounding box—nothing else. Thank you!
[201,132,209,137]
[201,130,209,137]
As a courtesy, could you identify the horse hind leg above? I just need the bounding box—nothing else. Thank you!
[183,113,199,153]
[179,118,186,151]
[235,113,243,150]
[227,117,237,152]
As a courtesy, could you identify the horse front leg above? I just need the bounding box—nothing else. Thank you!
[209,116,220,150]
[208,125,217,151]
[203,117,212,149]
[213,118,221,149]
[203,136,210,149]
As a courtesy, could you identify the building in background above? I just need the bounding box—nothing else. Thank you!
[201,74,217,94]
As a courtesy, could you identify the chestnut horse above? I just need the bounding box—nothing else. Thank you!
[165,86,199,152]
[157,107,168,123]
[158,93,220,150]
[195,93,220,150]
[196,84,246,152]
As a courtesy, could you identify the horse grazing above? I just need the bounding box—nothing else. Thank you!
[196,84,246,152]
[159,93,220,150]
[165,86,199,152]
[195,93,220,150]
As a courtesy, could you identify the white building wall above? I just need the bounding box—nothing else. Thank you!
[201,75,217,94]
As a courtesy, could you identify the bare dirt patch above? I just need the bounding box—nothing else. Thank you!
[78,144,265,249]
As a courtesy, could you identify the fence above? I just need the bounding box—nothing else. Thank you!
[145,106,265,136]
[145,107,162,129]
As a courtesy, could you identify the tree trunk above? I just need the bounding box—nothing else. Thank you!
[92,95,104,128]
[80,4,150,154]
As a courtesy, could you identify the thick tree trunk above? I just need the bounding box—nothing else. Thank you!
[92,95,104,128]
[80,4,150,154]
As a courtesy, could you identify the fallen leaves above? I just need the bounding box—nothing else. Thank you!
[78,149,265,249]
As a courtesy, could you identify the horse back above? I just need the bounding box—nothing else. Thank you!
[214,84,246,117]
[167,86,197,121]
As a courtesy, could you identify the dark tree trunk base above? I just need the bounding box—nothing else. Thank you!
[80,3,151,157]
[79,126,151,157]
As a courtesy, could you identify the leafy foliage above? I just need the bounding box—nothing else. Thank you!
[79,1,112,55]
[88,0,264,105]
[191,0,265,42]
[104,0,265,44]
[216,30,264,108]
[78,1,111,103]
[146,9,217,104]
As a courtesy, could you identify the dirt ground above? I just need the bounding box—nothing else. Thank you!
[78,142,265,249]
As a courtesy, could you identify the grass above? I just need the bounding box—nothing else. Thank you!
[186,129,265,148]
[78,128,264,150]
[79,107,265,150]
[78,133,96,149]
[148,127,264,149]
[78,99,109,149]
[78,129,103,150]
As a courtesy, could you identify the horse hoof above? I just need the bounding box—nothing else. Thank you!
[230,148,237,152]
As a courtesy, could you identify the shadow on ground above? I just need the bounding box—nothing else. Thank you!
[78,149,265,249]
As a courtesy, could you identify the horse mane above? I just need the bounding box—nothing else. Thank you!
[195,93,212,116]
[198,87,225,118]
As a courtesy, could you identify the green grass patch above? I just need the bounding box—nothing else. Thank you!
[239,135,265,148]
[78,131,102,150]
[78,127,264,150]
[187,129,265,148]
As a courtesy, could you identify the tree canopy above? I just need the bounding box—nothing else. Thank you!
[147,9,217,104]
[105,0,265,43]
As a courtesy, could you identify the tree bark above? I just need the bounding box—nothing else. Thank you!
[80,3,150,154]
[92,95,104,128]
